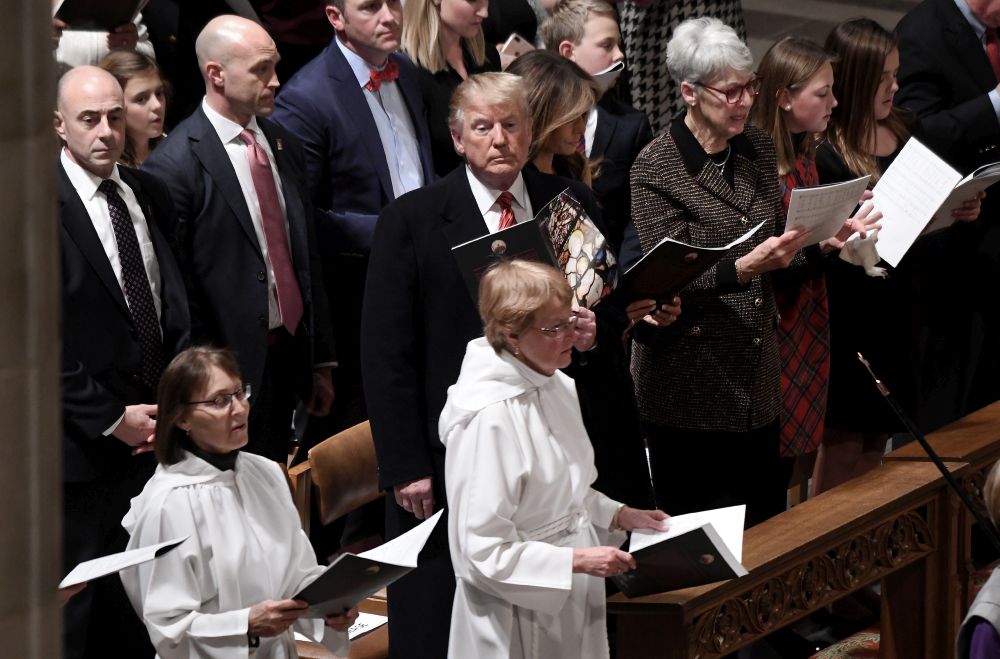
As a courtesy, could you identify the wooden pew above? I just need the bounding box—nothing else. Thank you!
[609,460,967,658]
[883,400,1000,647]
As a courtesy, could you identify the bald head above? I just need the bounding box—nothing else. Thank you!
[196,15,281,125]
[55,66,125,178]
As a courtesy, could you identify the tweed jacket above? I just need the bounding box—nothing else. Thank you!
[628,115,785,432]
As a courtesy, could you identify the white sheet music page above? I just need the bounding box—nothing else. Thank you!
[869,137,961,267]
[59,536,188,588]
[785,175,870,245]
[358,509,443,567]
[628,504,746,560]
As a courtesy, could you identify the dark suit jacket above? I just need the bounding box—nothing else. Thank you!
[272,44,434,378]
[59,163,190,482]
[142,108,335,401]
[896,0,1000,173]
[361,166,600,495]
[591,96,654,249]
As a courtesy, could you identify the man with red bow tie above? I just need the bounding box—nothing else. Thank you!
[273,0,435,448]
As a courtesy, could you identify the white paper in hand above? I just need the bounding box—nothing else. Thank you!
[359,509,443,567]
[628,505,745,561]
[348,612,389,640]
[59,536,188,588]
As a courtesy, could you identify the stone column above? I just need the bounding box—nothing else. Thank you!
[0,1,62,657]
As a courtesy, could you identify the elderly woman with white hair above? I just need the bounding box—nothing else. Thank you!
[622,17,814,527]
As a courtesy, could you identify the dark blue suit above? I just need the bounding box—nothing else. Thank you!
[272,43,434,435]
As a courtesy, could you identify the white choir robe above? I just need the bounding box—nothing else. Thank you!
[120,451,349,659]
[439,337,626,659]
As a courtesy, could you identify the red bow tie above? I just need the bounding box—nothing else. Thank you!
[366,60,400,92]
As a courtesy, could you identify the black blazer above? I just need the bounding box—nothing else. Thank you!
[896,0,1000,174]
[59,163,190,482]
[591,96,654,249]
[361,166,600,494]
[142,108,335,401]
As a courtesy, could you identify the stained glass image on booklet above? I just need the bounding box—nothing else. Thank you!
[612,505,748,597]
[537,189,618,309]
[623,221,764,303]
[295,510,442,617]
[54,0,145,32]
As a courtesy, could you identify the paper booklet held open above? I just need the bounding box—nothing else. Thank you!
[294,509,443,617]
[612,505,748,597]
[60,536,189,589]
[451,189,618,309]
[784,175,871,245]
[54,0,145,32]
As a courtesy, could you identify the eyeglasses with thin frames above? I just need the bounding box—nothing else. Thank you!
[698,77,763,104]
[535,311,579,339]
[185,384,252,411]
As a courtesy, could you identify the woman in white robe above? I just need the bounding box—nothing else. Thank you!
[439,260,668,659]
[120,347,355,658]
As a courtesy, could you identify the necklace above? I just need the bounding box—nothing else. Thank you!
[710,143,732,169]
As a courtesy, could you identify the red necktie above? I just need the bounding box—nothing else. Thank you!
[497,191,516,230]
[987,28,1000,83]
[366,60,400,92]
[239,129,304,335]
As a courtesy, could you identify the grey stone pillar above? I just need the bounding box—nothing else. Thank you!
[0,1,62,657]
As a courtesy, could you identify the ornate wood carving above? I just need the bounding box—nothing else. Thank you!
[961,470,989,522]
[690,511,933,657]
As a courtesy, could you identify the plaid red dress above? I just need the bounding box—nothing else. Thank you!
[776,156,830,456]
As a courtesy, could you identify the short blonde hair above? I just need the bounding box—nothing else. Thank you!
[984,459,1000,526]
[540,0,619,50]
[479,260,572,354]
[448,72,530,133]
[402,0,486,74]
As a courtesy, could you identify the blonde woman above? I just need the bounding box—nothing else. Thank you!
[401,0,499,175]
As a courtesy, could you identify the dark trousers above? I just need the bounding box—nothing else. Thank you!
[644,418,790,528]
[246,331,298,463]
[63,473,154,659]
[385,498,454,659]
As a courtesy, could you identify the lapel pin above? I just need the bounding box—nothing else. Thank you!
[276,138,284,152]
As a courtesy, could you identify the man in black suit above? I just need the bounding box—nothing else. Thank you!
[361,72,601,659]
[144,15,336,463]
[541,0,654,248]
[56,66,189,659]
[272,0,435,445]
[896,0,1000,429]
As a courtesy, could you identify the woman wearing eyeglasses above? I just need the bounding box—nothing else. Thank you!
[119,347,357,658]
[623,17,815,527]
[440,260,667,659]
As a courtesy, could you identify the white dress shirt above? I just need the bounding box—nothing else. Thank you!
[337,38,424,198]
[202,99,289,330]
[61,149,163,322]
[584,107,599,157]
[465,168,534,234]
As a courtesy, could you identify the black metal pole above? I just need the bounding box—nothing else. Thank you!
[857,352,1000,556]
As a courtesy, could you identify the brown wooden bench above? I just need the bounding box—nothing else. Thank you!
[609,460,967,658]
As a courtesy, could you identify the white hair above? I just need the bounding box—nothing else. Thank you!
[666,17,753,84]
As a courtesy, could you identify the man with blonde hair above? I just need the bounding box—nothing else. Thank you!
[542,0,653,246]
[361,71,600,658]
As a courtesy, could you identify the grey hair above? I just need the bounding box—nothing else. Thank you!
[666,17,753,85]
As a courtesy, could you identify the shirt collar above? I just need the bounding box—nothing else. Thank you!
[336,36,391,89]
[465,166,529,216]
[201,97,263,145]
[60,148,124,201]
[955,0,988,40]
[670,109,756,175]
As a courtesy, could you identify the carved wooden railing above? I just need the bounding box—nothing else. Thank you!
[609,460,967,658]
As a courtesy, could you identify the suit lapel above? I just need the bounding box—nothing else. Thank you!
[58,164,130,316]
[591,106,616,159]
[189,109,263,258]
[327,44,395,200]
[941,1,996,89]
[440,168,490,248]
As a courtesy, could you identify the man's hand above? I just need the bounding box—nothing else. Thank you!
[572,306,597,351]
[306,367,335,416]
[394,476,434,520]
[248,599,309,637]
[112,404,157,455]
[106,22,139,50]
